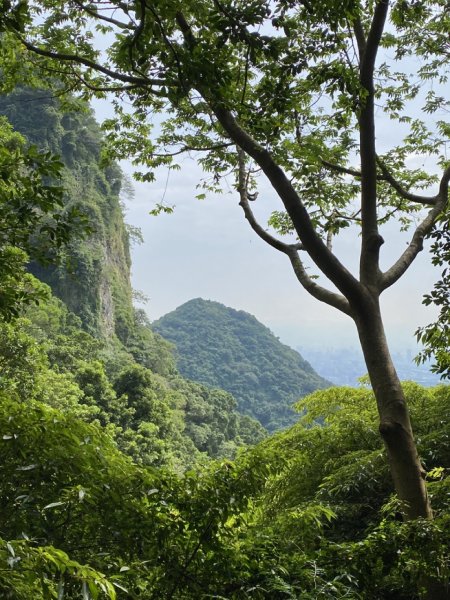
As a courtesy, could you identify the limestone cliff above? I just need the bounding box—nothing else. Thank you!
[0,88,133,341]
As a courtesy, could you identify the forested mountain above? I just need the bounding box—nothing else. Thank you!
[0,88,448,600]
[153,298,331,430]
[1,91,446,600]
[2,1,450,596]
[0,89,266,469]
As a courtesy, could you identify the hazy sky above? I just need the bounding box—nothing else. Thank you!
[119,156,440,354]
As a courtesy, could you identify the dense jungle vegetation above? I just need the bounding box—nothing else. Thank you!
[0,89,448,600]
[154,298,329,430]
[0,88,267,471]
[1,0,450,598]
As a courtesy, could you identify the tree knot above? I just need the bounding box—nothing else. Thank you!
[379,419,404,439]
[368,232,384,251]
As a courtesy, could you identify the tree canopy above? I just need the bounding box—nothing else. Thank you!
[1,382,449,599]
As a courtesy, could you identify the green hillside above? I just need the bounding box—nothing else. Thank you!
[153,298,331,430]
[0,88,448,600]
[0,90,266,468]
[0,88,134,341]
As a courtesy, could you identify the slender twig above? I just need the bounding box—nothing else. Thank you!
[237,147,303,254]
[152,142,233,158]
[323,157,438,207]
[146,4,190,97]
[127,0,148,78]
[326,228,333,252]
[69,70,146,94]
[20,38,162,86]
[241,44,251,105]
[322,159,363,179]
[237,148,351,315]
[71,0,128,28]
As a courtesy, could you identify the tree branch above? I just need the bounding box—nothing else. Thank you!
[286,249,352,315]
[152,142,233,158]
[322,159,362,179]
[326,229,333,252]
[380,207,441,290]
[381,164,450,290]
[438,164,450,198]
[237,148,302,253]
[324,157,438,207]
[20,38,165,87]
[127,0,148,78]
[213,108,363,307]
[376,157,438,206]
[237,149,351,315]
[361,1,389,81]
[173,13,361,305]
[145,5,190,97]
[353,17,367,57]
[175,12,196,48]
[358,0,389,285]
[71,0,129,29]
[68,70,147,94]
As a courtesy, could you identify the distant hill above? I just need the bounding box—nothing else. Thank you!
[153,298,331,430]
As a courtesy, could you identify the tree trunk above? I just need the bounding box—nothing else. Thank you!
[354,298,432,520]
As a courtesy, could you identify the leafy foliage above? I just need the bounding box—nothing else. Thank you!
[0,115,89,320]
[12,288,263,470]
[416,220,450,378]
[0,88,132,340]
[0,2,450,596]
[244,382,450,598]
[3,0,449,525]
[1,382,449,599]
[0,394,271,599]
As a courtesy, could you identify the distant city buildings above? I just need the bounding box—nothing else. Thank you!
[300,346,443,387]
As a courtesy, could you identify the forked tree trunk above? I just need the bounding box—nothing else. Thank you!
[354,298,432,520]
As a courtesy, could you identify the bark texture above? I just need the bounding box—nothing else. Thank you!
[354,298,432,519]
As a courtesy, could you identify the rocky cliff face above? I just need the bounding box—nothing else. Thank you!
[0,88,133,341]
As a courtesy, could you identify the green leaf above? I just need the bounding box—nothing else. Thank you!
[43,501,65,510]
